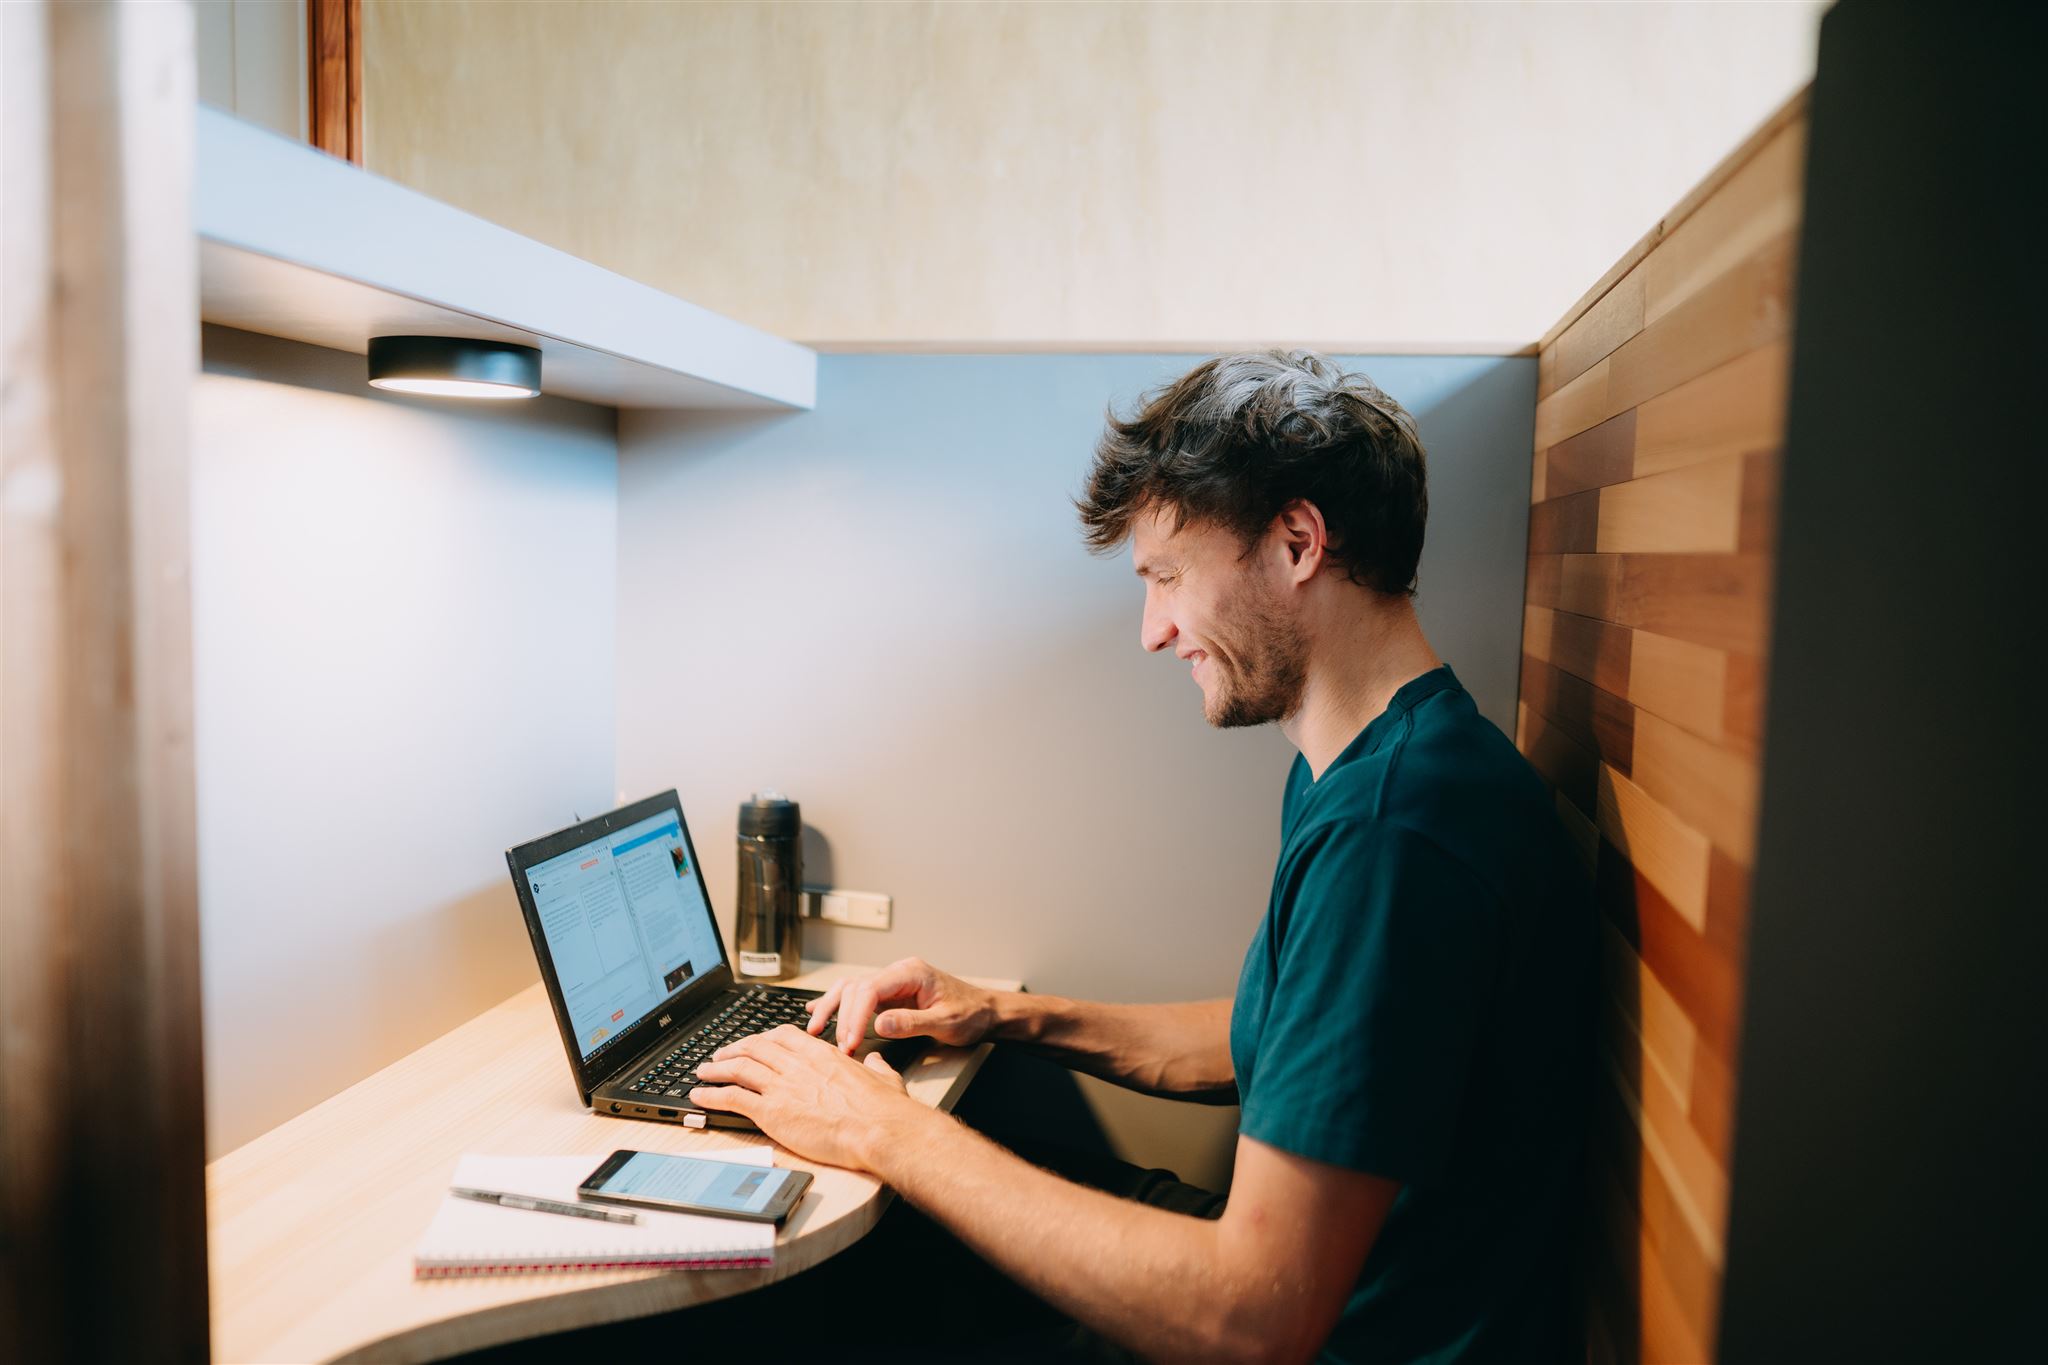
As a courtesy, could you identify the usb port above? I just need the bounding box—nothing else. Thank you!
[657,1107,679,1118]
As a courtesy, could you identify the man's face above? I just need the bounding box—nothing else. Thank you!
[1131,507,1308,729]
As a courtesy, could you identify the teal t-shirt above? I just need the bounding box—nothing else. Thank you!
[1229,666,1593,1364]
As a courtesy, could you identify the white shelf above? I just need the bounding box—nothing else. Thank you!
[195,107,816,411]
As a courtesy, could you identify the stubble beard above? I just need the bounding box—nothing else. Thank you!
[1203,577,1309,729]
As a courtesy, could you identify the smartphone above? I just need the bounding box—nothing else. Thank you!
[577,1149,813,1224]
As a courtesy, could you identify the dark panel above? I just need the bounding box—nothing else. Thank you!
[1718,4,2046,1361]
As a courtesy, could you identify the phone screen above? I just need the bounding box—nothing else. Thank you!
[589,1151,800,1216]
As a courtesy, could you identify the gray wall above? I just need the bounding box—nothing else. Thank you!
[194,327,619,1156]
[616,353,1534,1186]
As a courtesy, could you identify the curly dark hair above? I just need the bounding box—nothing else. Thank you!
[1076,351,1428,595]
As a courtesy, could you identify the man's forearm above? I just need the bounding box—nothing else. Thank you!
[986,993,1236,1100]
[866,1107,1284,1363]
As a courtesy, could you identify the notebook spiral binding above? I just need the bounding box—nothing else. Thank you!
[415,1254,773,1279]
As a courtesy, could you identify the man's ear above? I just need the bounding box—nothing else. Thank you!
[1272,500,1330,585]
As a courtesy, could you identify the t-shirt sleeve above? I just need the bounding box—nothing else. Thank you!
[1238,819,1503,1186]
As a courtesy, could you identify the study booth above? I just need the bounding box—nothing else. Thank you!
[4,4,2034,1362]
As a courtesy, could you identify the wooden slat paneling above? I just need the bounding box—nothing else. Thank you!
[1544,409,1639,500]
[1544,272,1646,401]
[1609,230,1796,422]
[1521,92,1803,1364]
[1641,122,1806,326]
[1524,604,1633,698]
[1628,629,1729,745]
[1596,455,1745,554]
[1634,339,1790,479]
[1523,656,1636,775]
[1597,765,1711,931]
[1631,710,1761,866]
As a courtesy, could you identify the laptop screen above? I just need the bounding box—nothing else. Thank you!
[523,808,724,1063]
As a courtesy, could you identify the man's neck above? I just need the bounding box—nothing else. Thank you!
[1280,593,1442,780]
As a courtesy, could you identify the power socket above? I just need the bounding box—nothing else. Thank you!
[801,885,892,930]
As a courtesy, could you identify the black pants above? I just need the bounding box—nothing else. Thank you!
[839,1137,1228,1363]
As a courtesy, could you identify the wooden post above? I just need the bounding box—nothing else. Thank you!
[0,1,209,1360]
[309,0,364,163]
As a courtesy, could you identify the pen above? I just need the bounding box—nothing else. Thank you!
[452,1186,639,1225]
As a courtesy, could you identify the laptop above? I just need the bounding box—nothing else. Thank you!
[506,789,913,1131]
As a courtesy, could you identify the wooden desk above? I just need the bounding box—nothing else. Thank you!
[207,963,1018,1364]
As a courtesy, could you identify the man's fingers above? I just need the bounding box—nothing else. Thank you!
[836,980,879,1054]
[805,983,843,1036]
[763,1023,822,1053]
[686,1084,758,1117]
[862,1050,900,1080]
[832,959,930,1054]
[695,1055,778,1092]
[873,1007,940,1039]
[711,1033,787,1069]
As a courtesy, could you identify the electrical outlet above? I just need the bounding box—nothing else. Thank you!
[804,887,891,930]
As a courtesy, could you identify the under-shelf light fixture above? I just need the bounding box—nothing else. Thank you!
[367,335,542,399]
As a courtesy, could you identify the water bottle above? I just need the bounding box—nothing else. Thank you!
[734,791,802,981]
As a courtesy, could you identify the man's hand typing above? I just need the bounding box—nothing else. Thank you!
[804,956,998,1054]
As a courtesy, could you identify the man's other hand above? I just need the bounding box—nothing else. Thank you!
[689,1025,924,1170]
[805,956,996,1054]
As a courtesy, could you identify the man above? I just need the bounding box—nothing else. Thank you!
[690,352,1593,1363]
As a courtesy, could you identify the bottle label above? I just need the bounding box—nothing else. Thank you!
[738,951,782,977]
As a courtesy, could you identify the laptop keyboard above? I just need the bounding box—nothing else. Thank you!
[626,985,821,1099]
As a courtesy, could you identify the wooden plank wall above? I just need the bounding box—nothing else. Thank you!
[1517,94,1807,1365]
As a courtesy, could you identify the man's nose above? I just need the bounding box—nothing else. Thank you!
[1141,604,1176,654]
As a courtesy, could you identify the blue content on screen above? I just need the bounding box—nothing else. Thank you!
[525,810,722,1062]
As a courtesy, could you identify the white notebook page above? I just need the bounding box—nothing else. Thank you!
[415,1151,778,1275]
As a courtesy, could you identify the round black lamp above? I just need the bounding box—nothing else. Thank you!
[366,335,542,399]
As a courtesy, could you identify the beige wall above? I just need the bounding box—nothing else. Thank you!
[195,0,306,141]
[363,0,1822,347]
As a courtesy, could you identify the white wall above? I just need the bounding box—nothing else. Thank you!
[195,0,306,141]
[193,327,618,1156]
[361,0,1824,346]
[614,352,1535,1187]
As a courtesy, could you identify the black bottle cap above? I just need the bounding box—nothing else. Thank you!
[738,792,800,838]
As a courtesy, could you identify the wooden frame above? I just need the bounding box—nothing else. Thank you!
[309,0,363,164]
[1,1,209,1359]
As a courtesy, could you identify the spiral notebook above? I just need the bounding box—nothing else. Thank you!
[414,1153,777,1278]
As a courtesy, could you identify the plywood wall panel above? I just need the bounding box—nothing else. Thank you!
[1535,358,1616,450]
[1595,456,1745,554]
[1608,232,1797,415]
[1633,340,1790,478]
[1546,410,1640,499]
[1517,702,1600,816]
[1597,766,1711,930]
[1640,124,1806,327]
[1523,95,1804,1365]
[1523,656,1637,776]
[1631,712,1761,867]
[1629,630,1729,744]
[1688,1035,1738,1168]
[1524,605,1634,697]
[1545,273,1646,401]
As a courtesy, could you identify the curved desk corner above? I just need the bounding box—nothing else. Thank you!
[206,962,1020,1364]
